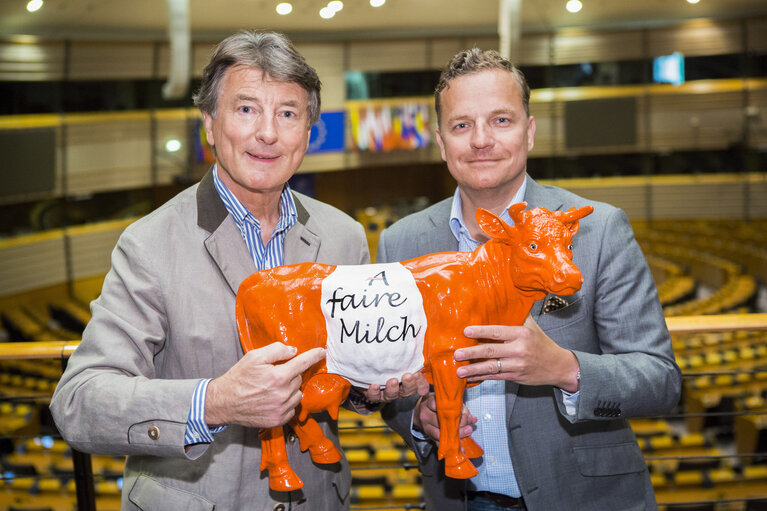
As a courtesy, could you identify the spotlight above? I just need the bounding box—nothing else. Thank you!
[370,0,385,6]
[165,139,182,153]
[566,0,582,13]
[320,6,335,18]
[27,0,43,12]
[276,2,293,15]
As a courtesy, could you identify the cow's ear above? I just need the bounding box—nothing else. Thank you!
[476,208,513,240]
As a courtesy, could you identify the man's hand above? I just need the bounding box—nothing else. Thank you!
[413,393,476,442]
[205,342,326,428]
[454,315,580,392]
[362,372,430,403]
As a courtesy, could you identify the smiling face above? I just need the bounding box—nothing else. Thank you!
[436,68,536,201]
[202,65,311,204]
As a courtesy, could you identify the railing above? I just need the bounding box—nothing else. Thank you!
[1,313,766,511]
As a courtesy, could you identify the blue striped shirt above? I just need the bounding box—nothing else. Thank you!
[184,165,298,446]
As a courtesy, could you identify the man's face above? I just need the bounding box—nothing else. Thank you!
[436,69,536,198]
[203,65,311,201]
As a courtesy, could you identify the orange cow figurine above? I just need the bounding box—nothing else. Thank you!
[236,202,593,491]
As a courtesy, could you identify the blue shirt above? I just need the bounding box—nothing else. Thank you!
[448,182,526,498]
[184,165,298,446]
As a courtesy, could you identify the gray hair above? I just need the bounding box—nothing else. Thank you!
[193,30,321,126]
[435,48,530,125]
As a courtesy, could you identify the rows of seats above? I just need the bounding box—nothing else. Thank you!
[635,219,767,509]
[1,217,765,510]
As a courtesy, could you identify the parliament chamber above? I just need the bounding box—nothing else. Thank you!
[1,1,767,509]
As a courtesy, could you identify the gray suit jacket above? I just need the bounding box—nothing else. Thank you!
[378,177,681,511]
[50,169,370,511]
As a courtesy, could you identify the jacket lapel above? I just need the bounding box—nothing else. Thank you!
[524,178,565,318]
[284,194,321,265]
[196,169,256,296]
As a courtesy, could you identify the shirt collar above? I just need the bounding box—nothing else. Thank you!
[212,164,298,234]
[449,176,528,248]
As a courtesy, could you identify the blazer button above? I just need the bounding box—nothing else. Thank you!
[288,433,297,444]
[273,504,286,511]
[148,426,160,440]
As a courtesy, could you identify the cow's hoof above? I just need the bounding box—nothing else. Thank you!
[444,455,478,479]
[309,439,342,464]
[461,437,484,458]
[268,467,304,491]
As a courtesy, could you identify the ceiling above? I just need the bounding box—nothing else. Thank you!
[1,0,766,42]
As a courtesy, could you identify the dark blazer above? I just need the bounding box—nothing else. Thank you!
[50,169,369,511]
[379,177,681,511]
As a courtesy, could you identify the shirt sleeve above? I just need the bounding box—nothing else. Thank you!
[560,389,579,417]
[185,379,227,446]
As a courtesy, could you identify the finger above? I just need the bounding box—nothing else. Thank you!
[246,342,299,365]
[455,342,509,362]
[456,360,505,378]
[364,384,382,401]
[382,378,400,401]
[423,394,437,412]
[463,324,531,342]
[458,405,478,427]
[283,347,326,375]
[415,373,430,396]
[399,373,417,396]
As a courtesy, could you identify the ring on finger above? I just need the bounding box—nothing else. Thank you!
[497,359,503,374]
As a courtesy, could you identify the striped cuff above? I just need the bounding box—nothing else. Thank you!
[184,378,226,446]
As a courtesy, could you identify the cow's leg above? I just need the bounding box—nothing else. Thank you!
[259,426,303,491]
[432,353,478,479]
[288,373,350,464]
[290,415,343,464]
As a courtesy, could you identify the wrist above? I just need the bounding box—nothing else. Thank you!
[559,351,581,393]
[204,378,227,427]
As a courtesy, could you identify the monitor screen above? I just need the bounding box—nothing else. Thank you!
[653,52,685,86]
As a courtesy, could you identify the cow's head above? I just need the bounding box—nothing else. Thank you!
[476,202,594,297]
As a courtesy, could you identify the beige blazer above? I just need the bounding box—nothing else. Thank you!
[50,169,370,511]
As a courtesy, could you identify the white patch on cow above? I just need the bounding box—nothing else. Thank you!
[321,263,427,386]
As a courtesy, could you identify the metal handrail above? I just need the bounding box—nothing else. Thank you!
[1,313,765,361]
[1,312,766,511]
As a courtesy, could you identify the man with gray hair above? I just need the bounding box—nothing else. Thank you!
[50,30,422,510]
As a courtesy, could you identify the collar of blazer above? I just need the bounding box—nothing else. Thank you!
[195,167,318,295]
[195,167,310,233]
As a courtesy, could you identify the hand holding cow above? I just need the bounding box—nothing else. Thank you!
[363,372,430,403]
[413,394,477,441]
[204,343,327,429]
[455,314,580,392]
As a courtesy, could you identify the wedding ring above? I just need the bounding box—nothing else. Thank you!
[497,359,503,374]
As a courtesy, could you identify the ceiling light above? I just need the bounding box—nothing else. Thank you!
[566,0,582,13]
[165,139,182,153]
[276,2,293,15]
[370,0,385,6]
[686,0,700,3]
[26,0,43,12]
[328,1,343,12]
[319,6,335,18]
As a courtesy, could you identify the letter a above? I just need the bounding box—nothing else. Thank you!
[367,271,389,287]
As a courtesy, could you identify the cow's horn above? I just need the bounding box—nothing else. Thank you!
[562,205,593,223]
[507,202,527,222]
